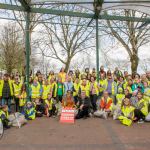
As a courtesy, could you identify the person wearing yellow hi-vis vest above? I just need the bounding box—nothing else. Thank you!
[134,91,149,123]
[42,80,51,102]
[0,105,11,128]
[48,71,55,82]
[143,81,150,104]
[118,98,135,126]
[19,84,27,114]
[25,102,36,120]
[99,73,107,97]
[0,74,13,112]
[72,78,80,104]
[49,77,57,98]
[79,79,90,97]
[13,77,22,112]
[105,75,117,103]
[90,76,99,111]
[30,78,41,101]
[116,88,125,106]
[45,93,56,117]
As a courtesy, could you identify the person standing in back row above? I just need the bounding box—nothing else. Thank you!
[0,74,13,112]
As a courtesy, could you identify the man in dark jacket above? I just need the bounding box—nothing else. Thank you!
[76,91,91,119]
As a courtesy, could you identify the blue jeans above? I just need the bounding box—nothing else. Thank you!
[1,98,12,112]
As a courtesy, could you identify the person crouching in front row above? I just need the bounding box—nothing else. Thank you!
[94,91,113,119]
[45,93,57,117]
[118,98,135,126]
[25,102,36,120]
[75,91,91,119]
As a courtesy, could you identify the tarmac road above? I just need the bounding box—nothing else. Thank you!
[0,117,150,150]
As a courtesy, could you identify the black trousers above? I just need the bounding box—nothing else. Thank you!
[57,95,63,103]
[49,105,56,117]
[14,97,19,112]
[134,109,145,121]
[90,94,97,111]
[76,106,89,119]
[74,96,79,105]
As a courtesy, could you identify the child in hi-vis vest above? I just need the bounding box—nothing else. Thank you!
[118,98,135,126]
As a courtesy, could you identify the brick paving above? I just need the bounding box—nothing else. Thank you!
[0,117,150,150]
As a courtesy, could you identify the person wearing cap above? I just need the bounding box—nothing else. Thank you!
[25,102,36,120]
[0,74,13,112]
[13,76,22,112]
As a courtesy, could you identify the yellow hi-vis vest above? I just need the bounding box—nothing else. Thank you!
[116,94,125,105]
[49,82,57,97]
[89,82,99,95]
[118,106,135,126]
[45,99,53,110]
[105,80,116,95]
[19,91,27,107]
[73,83,80,97]
[99,79,107,93]
[13,82,22,97]
[80,84,90,97]
[42,85,51,100]
[0,80,13,97]
[137,99,148,116]
[31,83,40,99]
[144,87,150,103]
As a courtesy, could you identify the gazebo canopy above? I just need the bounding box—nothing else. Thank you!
[31,0,150,16]
[0,0,150,99]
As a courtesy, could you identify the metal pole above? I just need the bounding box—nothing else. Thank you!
[96,18,100,81]
[25,12,30,101]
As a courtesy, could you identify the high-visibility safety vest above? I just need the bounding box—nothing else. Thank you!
[99,79,107,93]
[73,83,80,97]
[19,91,27,107]
[48,75,55,81]
[79,84,90,97]
[31,83,41,99]
[42,85,51,100]
[105,80,116,95]
[100,97,113,110]
[58,72,66,83]
[0,80,13,97]
[116,94,125,105]
[89,82,99,95]
[49,82,57,97]
[13,82,22,97]
[26,107,36,120]
[144,87,150,103]
[118,106,135,126]
[45,99,53,110]
[126,86,133,94]
[137,99,148,116]
[0,109,9,119]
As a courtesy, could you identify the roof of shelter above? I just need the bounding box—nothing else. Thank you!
[31,0,150,15]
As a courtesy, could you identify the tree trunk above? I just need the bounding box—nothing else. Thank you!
[65,58,71,73]
[130,54,139,74]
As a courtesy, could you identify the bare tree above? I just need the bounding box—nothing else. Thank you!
[102,10,150,73]
[39,5,95,72]
[0,23,24,74]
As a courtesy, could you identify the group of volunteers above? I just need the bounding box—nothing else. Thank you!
[0,66,150,128]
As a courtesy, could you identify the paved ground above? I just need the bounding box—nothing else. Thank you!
[0,117,150,150]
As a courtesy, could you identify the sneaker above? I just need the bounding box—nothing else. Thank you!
[138,119,144,123]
